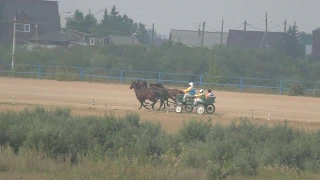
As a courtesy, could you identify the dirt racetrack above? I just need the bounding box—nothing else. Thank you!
[1,77,320,133]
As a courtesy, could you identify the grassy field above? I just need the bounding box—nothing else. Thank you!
[1,106,320,179]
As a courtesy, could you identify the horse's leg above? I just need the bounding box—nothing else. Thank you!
[151,99,158,110]
[141,101,150,110]
[150,100,157,107]
[166,98,170,107]
[162,100,166,109]
[138,101,143,110]
[158,100,164,111]
[143,103,150,110]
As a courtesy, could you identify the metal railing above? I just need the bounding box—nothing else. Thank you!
[1,64,320,95]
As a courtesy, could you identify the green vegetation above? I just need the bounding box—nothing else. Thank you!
[66,6,150,44]
[1,107,320,179]
[1,43,320,92]
[1,44,320,81]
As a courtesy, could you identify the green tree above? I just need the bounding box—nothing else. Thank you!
[98,9,110,32]
[99,5,149,44]
[283,22,304,58]
[66,10,97,33]
[204,54,223,83]
[83,13,98,33]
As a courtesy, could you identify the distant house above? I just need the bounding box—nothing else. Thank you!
[300,33,312,56]
[169,29,228,48]
[70,30,141,46]
[28,29,87,47]
[0,0,60,45]
[226,30,284,50]
[152,37,169,47]
[312,29,320,58]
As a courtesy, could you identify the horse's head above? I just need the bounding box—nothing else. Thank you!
[130,81,137,90]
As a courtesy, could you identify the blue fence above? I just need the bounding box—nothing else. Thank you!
[1,64,320,95]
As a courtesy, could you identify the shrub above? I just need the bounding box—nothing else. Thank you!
[313,89,320,98]
[2,107,320,179]
[178,118,212,143]
[289,82,305,96]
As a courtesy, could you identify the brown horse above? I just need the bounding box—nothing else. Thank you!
[149,83,184,101]
[130,81,164,111]
[139,81,172,110]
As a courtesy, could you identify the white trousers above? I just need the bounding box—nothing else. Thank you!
[193,99,203,105]
[183,94,194,101]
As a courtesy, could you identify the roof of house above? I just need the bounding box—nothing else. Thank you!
[109,35,140,45]
[2,0,60,32]
[226,29,284,49]
[29,30,84,43]
[169,29,228,48]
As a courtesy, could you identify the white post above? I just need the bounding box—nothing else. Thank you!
[12,17,16,72]
[92,99,95,109]
[12,96,15,104]
[268,113,271,120]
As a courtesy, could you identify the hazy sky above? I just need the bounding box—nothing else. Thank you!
[58,0,319,37]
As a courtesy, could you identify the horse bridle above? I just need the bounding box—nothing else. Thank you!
[133,82,147,94]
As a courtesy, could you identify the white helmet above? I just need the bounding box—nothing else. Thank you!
[199,89,203,93]
[189,82,193,86]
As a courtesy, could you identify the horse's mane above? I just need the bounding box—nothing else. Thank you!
[150,83,165,88]
[142,81,148,87]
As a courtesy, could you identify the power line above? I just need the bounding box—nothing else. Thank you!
[247,24,264,31]
[247,20,265,26]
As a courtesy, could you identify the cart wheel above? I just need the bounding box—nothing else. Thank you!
[185,104,194,113]
[197,104,205,115]
[206,104,215,114]
[175,105,183,113]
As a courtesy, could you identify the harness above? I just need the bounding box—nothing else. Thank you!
[134,84,147,94]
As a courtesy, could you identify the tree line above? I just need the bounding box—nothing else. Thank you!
[65,6,150,44]
[1,43,319,82]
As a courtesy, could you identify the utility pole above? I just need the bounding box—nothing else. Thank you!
[283,20,287,53]
[265,12,268,49]
[244,20,247,31]
[12,16,16,72]
[35,24,38,44]
[151,23,154,45]
[220,19,224,45]
[201,21,205,47]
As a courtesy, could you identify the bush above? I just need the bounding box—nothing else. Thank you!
[1,107,320,179]
[313,89,320,98]
[289,82,305,96]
